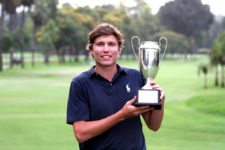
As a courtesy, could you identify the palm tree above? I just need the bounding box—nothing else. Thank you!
[211,31,225,88]
[3,0,21,68]
[30,0,48,67]
[198,63,208,89]
[221,56,225,87]
[209,52,220,87]
[18,0,34,68]
[0,1,4,71]
[30,0,58,65]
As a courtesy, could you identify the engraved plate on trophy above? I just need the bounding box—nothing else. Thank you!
[131,36,167,109]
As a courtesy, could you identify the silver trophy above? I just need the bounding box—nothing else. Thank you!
[131,36,167,109]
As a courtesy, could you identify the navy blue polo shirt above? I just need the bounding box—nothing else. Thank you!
[67,65,146,150]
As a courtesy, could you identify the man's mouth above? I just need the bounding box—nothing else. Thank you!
[101,55,111,59]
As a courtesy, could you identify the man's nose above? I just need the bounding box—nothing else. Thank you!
[103,44,110,52]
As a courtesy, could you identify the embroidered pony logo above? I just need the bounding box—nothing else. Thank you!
[126,84,131,93]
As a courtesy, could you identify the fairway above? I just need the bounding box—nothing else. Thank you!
[0,58,225,150]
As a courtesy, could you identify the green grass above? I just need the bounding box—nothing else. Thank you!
[186,95,225,116]
[0,58,225,150]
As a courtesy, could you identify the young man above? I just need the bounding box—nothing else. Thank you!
[67,23,165,149]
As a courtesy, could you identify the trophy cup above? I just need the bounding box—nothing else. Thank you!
[131,36,167,109]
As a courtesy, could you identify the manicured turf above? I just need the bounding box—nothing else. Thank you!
[0,58,224,150]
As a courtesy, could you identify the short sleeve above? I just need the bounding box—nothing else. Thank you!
[66,79,90,125]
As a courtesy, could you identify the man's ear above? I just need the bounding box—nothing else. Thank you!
[90,51,94,58]
[117,50,122,58]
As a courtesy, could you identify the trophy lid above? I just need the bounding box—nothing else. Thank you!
[140,41,159,49]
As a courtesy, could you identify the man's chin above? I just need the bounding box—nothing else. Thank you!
[97,62,116,67]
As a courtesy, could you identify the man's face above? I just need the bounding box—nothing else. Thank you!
[91,35,121,67]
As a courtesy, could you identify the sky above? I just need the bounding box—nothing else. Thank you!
[58,0,225,16]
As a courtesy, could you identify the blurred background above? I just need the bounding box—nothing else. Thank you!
[0,0,225,150]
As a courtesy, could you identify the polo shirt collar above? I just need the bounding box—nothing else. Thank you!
[88,64,127,79]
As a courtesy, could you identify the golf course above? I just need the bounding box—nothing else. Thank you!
[0,57,225,150]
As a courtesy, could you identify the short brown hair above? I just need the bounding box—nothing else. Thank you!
[87,23,124,51]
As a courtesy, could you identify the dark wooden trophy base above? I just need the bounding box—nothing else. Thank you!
[133,89,161,110]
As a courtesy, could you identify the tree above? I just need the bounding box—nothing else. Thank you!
[202,19,224,49]
[131,0,159,40]
[36,19,59,65]
[30,0,58,65]
[55,10,85,63]
[116,3,134,57]
[0,0,21,71]
[211,31,225,87]
[18,0,34,68]
[155,31,189,56]
[60,5,96,62]
[19,0,34,68]
[210,39,221,87]
[75,6,99,62]
[121,0,159,57]
[0,1,5,71]
[30,0,49,66]
[158,0,214,55]
[198,63,209,89]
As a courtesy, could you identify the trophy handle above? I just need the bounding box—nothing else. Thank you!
[131,36,141,61]
[159,37,167,63]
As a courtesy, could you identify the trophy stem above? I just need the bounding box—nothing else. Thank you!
[142,78,152,89]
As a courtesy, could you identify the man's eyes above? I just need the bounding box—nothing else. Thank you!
[95,42,117,46]
[96,42,104,46]
[108,42,116,46]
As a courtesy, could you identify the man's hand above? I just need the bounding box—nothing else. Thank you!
[118,96,153,120]
[150,80,165,104]
[73,96,153,143]
[141,80,165,131]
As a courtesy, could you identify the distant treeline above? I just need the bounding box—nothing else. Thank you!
[0,0,225,71]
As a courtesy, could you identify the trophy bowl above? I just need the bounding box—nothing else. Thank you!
[140,41,159,80]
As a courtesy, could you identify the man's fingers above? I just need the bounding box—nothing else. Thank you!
[135,107,152,116]
[151,86,165,100]
[160,91,165,100]
[127,96,137,105]
[150,80,156,86]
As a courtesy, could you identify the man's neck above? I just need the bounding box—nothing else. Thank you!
[95,65,118,81]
